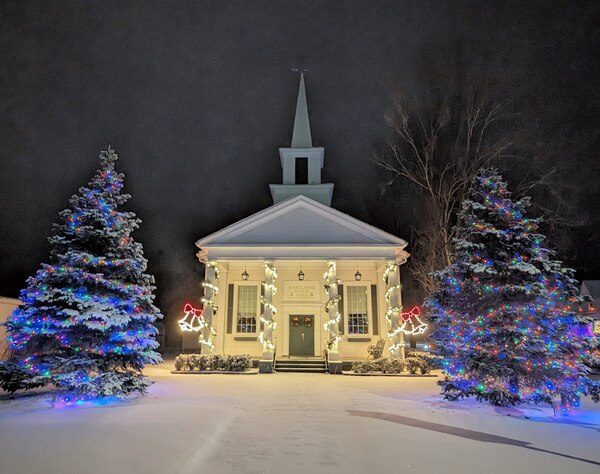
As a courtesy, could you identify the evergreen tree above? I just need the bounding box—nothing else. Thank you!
[426,168,600,409]
[0,147,162,400]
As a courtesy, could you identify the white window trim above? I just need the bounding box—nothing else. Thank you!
[233,281,261,336]
[344,281,372,337]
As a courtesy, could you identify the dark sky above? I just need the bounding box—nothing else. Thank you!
[1,1,599,345]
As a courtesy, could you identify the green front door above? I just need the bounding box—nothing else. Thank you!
[289,315,314,356]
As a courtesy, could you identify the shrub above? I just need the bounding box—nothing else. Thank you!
[174,354,252,372]
[351,356,434,375]
[174,354,188,371]
[405,356,421,374]
[0,360,48,393]
[351,361,373,373]
[383,359,404,374]
[370,358,385,372]
[223,355,252,372]
[405,354,434,374]
[352,358,397,373]
[209,354,225,371]
[187,355,201,370]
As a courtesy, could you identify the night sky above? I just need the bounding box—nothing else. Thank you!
[1,1,599,346]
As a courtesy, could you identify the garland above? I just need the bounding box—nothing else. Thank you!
[384,262,403,354]
[323,261,340,352]
[259,262,277,352]
[383,263,428,354]
[199,262,220,350]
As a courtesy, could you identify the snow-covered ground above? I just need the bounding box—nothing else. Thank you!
[1,362,599,474]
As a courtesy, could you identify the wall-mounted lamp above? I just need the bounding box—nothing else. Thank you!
[298,262,305,281]
[241,264,249,281]
[355,261,362,281]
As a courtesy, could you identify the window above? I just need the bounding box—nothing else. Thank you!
[347,285,369,334]
[236,285,258,333]
[295,157,308,184]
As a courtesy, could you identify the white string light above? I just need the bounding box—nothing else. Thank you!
[384,262,402,356]
[178,303,205,332]
[259,262,277,352]
[323,260,340,352]
[201,281,220,295]
[398,306,428,335]
[260,316,278,330]
[258,332,275,351]
[198,262,220,350]
[177,303,216,350]
[383,263,428,351]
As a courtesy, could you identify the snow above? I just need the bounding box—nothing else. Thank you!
[1,361,600,474]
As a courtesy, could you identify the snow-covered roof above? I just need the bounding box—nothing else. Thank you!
[196,195,408,261]
[581,280,600,302]
[0,296,20,306]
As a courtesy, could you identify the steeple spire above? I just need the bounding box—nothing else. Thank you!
[270,73,333,206]
[291,73,313,148]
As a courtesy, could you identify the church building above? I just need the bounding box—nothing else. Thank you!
[186,75,416,373]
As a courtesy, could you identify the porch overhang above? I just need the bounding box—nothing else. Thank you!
[196,244,409,264]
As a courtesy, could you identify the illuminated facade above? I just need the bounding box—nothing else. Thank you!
[191,75,411,373]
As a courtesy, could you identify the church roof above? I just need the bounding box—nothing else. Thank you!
[196,195,408,261]
[582,280,600,301]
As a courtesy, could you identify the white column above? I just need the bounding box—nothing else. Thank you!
[200,261,219,354]
[324,260,341,362]
[213,264,228,354]
[384,261,405,360]
[259,260,277,361]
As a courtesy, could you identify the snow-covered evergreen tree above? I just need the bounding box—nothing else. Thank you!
[0,147,162,400]
[426,168,600,409]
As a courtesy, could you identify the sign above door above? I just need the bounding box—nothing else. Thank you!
[284,281,320,301]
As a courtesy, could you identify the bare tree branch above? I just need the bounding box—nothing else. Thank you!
[376,93,510,293]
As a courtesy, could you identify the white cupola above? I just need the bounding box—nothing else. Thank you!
[269,74,334,206]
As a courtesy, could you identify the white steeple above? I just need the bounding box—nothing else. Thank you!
[269,74,334,206]
[291,74,313,148]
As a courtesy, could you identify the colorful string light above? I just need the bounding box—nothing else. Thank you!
[426,169,599,409]
[1,147,163,400]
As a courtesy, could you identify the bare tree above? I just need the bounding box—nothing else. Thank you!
[377,93,510,293]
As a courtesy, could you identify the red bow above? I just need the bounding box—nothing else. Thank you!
[401,306,421,322]
[183,303,203,317]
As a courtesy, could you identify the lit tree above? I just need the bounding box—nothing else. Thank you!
[0,147,162,400]
[426,168,599,409]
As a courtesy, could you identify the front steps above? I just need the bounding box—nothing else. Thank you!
[274,358,327,373]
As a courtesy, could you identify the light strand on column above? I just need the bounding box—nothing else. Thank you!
[198,262,219,351]
[323,261,341,351]
[384,262,404,355]
[259,262,277,352]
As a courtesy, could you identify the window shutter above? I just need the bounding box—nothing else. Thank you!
[371,284,378,335]
[338,284,344,335]
[260,283,265,331]
[226,284,234,334]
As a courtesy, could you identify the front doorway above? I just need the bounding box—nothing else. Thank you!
[289,314,315,356]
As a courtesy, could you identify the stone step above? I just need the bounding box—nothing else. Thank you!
[275,359,327,373]
[275,366,328,373]
[276,359,326,366]
[276,364,327,369]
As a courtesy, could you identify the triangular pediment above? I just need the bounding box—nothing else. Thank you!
[196,195,406,247]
